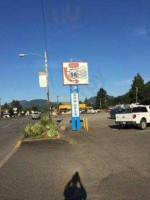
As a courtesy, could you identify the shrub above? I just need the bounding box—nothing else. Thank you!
[30,123,43,136]
[46,122,58,137]
[24,123,43,137]
[24,116,58,138]
[24,124,32,137]
[41,116,52,126]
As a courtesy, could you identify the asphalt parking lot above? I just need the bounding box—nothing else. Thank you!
[0,112,150,200]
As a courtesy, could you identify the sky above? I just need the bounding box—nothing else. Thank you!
[1,0,150,104]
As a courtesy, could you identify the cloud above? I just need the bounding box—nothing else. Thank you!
[112,79,132,86]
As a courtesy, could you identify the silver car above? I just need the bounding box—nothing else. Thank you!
[32,111,41,120]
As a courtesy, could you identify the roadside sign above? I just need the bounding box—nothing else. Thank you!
[63,62,89,85]
[39,71,47,88]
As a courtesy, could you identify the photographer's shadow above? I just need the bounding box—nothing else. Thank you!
[64,172,87,200]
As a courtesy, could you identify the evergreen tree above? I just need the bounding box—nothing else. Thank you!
[95,88,107,109]
[84,98,91,106]
[2,102,9,109]
[11,100,22,112]
[31,106,39,111]
[129,73,145,103]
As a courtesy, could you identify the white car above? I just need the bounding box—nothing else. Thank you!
[115,105,150,130]
[3,114,10,118]
[32,111,41,120]
[87,109,96,114]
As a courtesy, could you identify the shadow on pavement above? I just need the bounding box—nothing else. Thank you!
[64,172,87,200]
[109,125,121,130]
[107,117,115,119]
[109,124,136,130]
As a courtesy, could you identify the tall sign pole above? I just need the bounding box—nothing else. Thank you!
[62,62,89,131]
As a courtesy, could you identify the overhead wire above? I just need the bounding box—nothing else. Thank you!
[41,0,55,101]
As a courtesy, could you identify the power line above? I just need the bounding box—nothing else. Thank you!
[41,0,48,52]
[41,0,55,100]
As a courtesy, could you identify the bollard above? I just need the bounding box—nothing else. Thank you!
[83,118,85,129]
[85,118,89,132]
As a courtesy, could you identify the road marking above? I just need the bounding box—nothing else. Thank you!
[136,130,150,133]
[0,140,22,169]
[15,140,22,148]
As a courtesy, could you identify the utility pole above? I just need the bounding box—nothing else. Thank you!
[0,98,1,118]
[136,87,139,104]
[44,50,50,117]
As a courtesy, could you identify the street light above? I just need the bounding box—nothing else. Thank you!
[19,50,50,117]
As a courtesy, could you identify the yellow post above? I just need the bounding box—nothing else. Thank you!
[85,118,89,132]
[83,118,85,129]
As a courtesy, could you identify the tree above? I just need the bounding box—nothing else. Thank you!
[31,106,39,111]
[95,88,107,109]
[129,73,145,103]
[84,98,91,106]
[2,102,9,109]
[11,100,22,112]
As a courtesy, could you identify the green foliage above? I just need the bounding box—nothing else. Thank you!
[129,73,145,103]
[41,116,52,126]
[24,124,32,137]
[2,103,9,109]
[46,123,58,137]
[11,100,22,112]
[84,98,91,106]
[30,123,43,135]
[24,123,43,137]
[31,106,39,111]
[93,73,150,107]
[24,116,58,138]
[95,88,108,109]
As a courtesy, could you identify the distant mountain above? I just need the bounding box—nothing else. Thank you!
[88,96,96,104]
[19,99,57,108]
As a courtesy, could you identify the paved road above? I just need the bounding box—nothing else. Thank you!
[0,113,150,200]
[0,117,32,162]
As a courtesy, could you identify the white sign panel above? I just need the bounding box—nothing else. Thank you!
[71,92,79,117]
[39,71,47,88]
[63,62,89,85]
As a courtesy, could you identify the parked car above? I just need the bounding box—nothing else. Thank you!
[115,105,150,130]
[32,111,41,120]
[110,106,127,119]
[87,109,96,114]
[2,113,10,118]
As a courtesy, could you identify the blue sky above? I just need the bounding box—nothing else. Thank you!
[1,0,150,104]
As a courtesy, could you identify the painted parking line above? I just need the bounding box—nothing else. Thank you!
[0,140,22,169]
[136,130,150,133]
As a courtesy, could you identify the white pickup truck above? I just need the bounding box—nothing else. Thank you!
[115,105,150,130]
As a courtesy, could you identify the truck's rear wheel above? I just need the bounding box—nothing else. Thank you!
[140,119,147,130]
